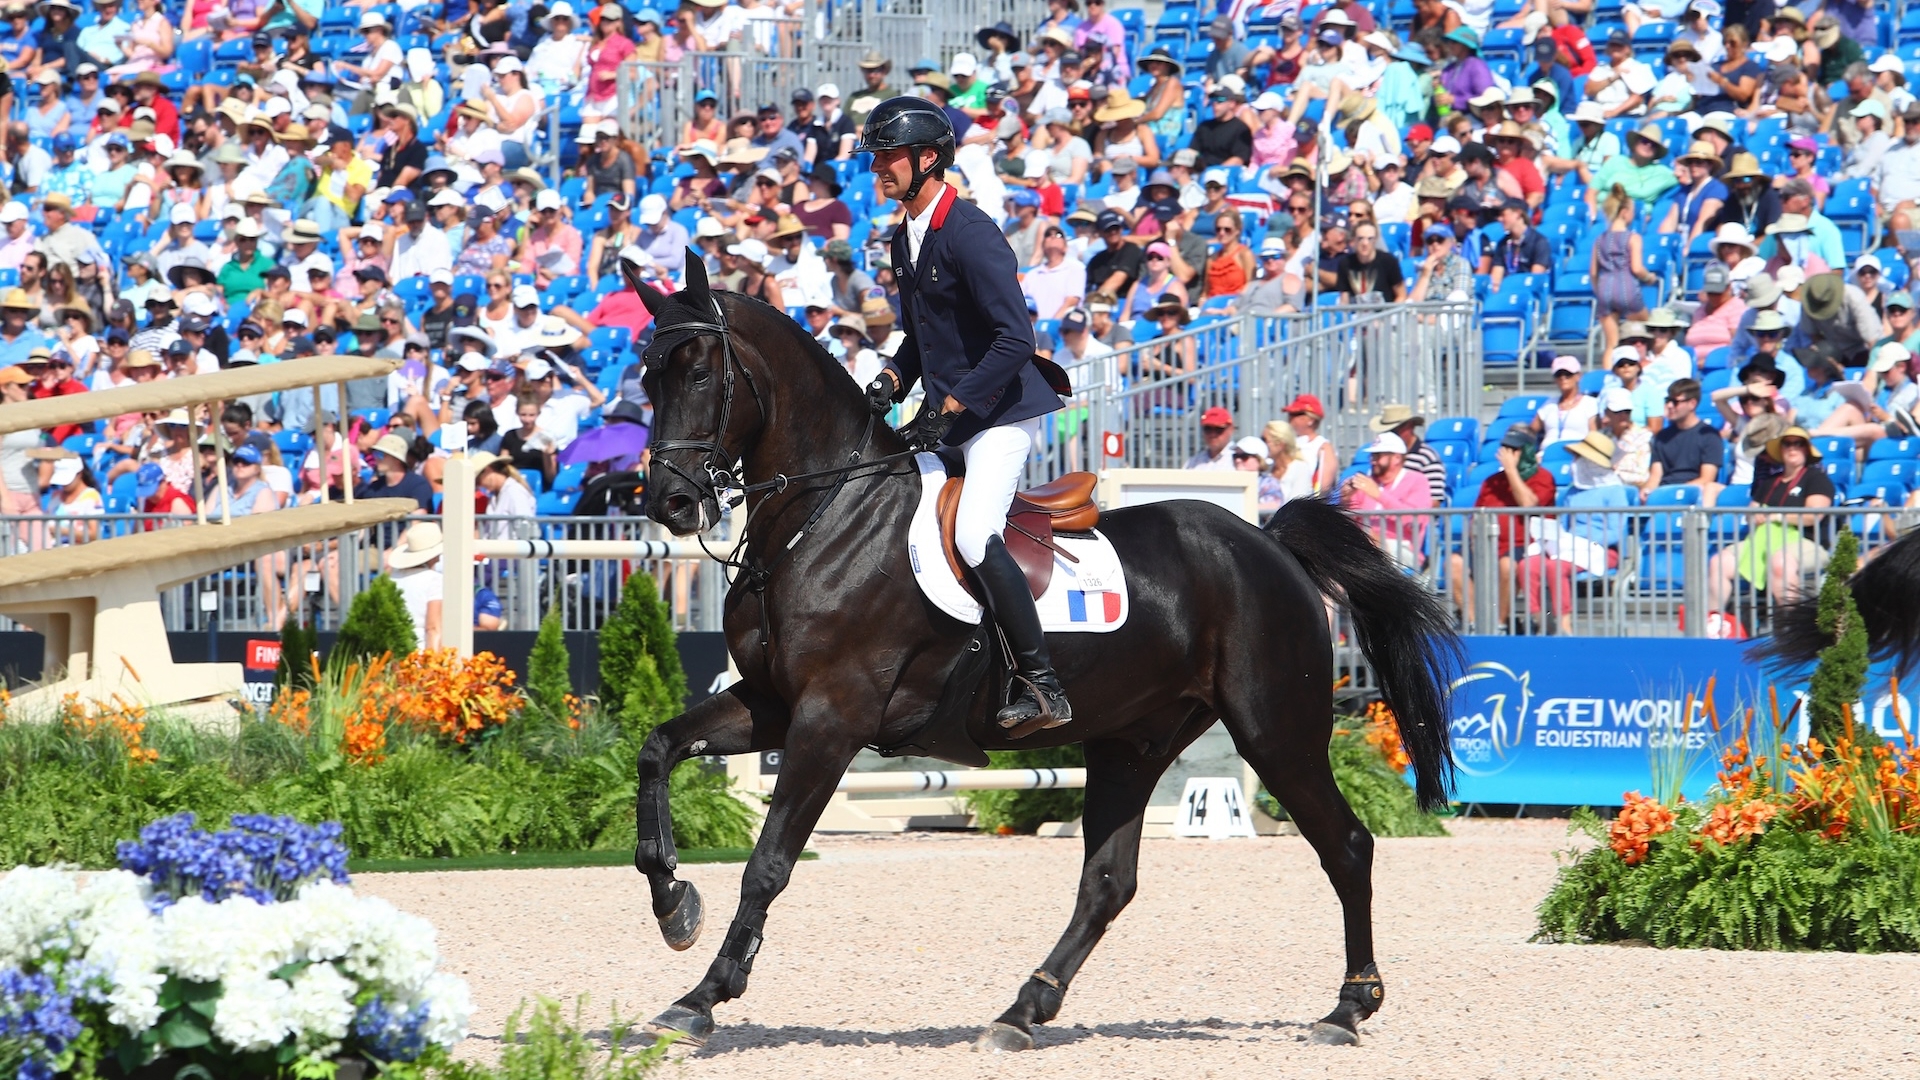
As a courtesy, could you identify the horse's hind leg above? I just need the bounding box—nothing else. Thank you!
[1218,681,1382,1046]
[977,720,1210,1053]
[636,686,786,952]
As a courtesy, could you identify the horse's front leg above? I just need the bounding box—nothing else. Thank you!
[636,685,786,951]
[644,699,863,1047]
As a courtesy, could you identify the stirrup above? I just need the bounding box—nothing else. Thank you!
[997,673,1072,739]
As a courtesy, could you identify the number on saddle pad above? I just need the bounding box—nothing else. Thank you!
[1174,777,1257,839]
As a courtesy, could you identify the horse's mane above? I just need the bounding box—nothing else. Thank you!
[653,287,867,414]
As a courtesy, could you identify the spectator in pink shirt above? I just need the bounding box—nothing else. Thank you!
[1075,0,1131,79]
[1684,263,1746,358]
[518,189,583,287]
[1341,431,1432,569]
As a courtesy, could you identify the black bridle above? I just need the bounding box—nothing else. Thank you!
[645,294,917,643]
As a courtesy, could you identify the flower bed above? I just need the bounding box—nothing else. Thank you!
[0,814,470,1079]
[1537,719,1920,951]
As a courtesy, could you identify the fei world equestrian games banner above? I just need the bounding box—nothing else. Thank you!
[1445,637,1916,806]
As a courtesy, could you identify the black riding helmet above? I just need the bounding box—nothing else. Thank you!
[851,96,955,202]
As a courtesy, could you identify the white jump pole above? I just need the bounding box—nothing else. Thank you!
[823,768,1088,795]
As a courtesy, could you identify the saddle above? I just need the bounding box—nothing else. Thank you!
[936,472,1100,600]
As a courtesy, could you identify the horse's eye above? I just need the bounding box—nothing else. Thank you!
[690,370,712,388]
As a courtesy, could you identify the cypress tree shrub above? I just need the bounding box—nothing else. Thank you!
[599,573,688,737]
[331,575,418,668]
[273,615,316,693]
[526,605,572,722]
[1808,528,1869,747]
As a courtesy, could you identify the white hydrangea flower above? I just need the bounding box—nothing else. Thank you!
[285,963,357,1053]
[418,972,473,1049]
[0,867,89,967]
[212,974,293,1052]
[75,875,167,1033]
[336,902,440,996]
[286,882,364,963]
[161,896,297,984]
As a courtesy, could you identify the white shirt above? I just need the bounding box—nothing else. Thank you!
[768,243,833,309]
[390,224,454,281]
[1536,395,1601,447]
[905,184,944,267]
[1020,256,1087,319]
[527,34,588,89]
[693,5,748,48]
[1591,60,1658,116]
[494,315,545,358]
[390,563,442,646]
[1676,27,1725,96]
[1058,336,1116,395]
[1374,180,1416,226]
[1185,445,1235,471]
[536,392,595,449]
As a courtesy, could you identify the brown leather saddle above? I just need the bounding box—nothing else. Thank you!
[936,472,1100,600]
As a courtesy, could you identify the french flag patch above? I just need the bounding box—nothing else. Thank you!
[1065,590,1123,624]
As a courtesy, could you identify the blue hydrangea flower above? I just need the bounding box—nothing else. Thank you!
[0,967,82,1079]
[116,813,350,910]
[352,996,432,1063]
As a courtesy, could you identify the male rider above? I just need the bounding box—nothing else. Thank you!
[856,97,1073,732]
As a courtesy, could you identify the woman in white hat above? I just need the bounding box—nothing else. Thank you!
[46,455,102,546]
[469,450,539,541]
[386,522,446,651]
[1815,342,1918,449]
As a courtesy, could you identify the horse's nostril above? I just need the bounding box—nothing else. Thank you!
[662,492,695,518]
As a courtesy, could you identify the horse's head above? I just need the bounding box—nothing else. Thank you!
[626,252,765,535]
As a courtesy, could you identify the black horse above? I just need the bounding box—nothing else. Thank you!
[1756,526,1920,674]
[623,255,1462,1051]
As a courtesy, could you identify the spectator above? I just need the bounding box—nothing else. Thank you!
[1520,429,1631,634]
[1882,291,1919,353]
[1189,83,1252,168]
[353,433,435,511]
[1704,426,1833,614]
[1638,307,1696,392]
[1686,263,1745,355]
[385,521,445,651]
[206,444,278,518]
[1600,386,1654,487]
[1816,342,1916,450]
[1408,222,1476,302]
[1341,431,1432,570]
[1449,426,1554,628]
[1486,199,1550,288]
[45,455,101,544]
[1260,421,1315,505]
[1877,104,1920,231]
[1085,209,1144,298]
[1642,377,1724,498]
[472,450,538,537]
[498,395,556,487]
[1710,378,1788,484]
[1585,28,1656,118]
[1437,28,1495,116]
[1789,270,1881,367]
[1234,435,1286,512]
[1284,394,1338,496]
[1085,292,1130,348]
[1332,220,1404,303]
[518,189,582,287]
[1204,213,1256,299]
[1186,405,1236,470]
[1532,356,1600,448]
[1589,125,1678,212]
[1707,152,1779,236]
[1374,404,1446,505]
[0,287,46,364]
[1021,222,1086,321]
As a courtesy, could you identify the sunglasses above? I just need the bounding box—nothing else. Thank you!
[487,281,508,289]
[380,317,401,325]
[1665,396,1696,405]
[1146,253,1167,261]
[1755,329,1788,339]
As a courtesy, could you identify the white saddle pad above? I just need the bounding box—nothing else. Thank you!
[905,454,1130,633]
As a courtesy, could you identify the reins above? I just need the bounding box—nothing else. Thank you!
[646,295,918,646]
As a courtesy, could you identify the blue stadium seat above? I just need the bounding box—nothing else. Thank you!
[1869,436,1920,461]
[1811,435,1854,465]
[1427,416,1479,446]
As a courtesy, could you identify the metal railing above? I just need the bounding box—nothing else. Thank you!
[0,513,729,637]
[1034,301,1483,482]
[2,500,1901,651]
[617,0,1052,146]
[1328,503,1911,698]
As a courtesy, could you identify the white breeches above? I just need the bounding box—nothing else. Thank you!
[952,418,1041,567]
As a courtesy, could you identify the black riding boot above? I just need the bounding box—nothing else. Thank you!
[972,536,1072,735]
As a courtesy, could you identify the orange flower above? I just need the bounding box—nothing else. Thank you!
[1361,700,1412,774]
[1696,798,1778,848]
[58,692,158,764]
[1609,791,1676,865]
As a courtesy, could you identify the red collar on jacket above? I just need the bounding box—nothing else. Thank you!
[928,183,959,230]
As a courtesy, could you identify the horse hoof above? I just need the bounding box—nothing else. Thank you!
[657,881,704,952]
[1309,1021,1360,1047]
[974,1022,1034,1053]
[644,1004,713,1049]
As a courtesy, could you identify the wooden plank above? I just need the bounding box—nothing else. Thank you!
[0,356,401,434]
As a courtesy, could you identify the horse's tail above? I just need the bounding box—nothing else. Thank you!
[1750,527,1920,676]
[1265,497,1462,811]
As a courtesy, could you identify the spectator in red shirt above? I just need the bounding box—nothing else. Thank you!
[124,72,180,144]
[1341,431,1433,569]
[584,4,636,116]
[29,348,90,445]
[1446,425,1557,630]
[1489,125,1545,210]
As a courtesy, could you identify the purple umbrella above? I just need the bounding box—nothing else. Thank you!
[558,419,649,468]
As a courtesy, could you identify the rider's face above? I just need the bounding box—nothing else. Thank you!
[871,146,939,202]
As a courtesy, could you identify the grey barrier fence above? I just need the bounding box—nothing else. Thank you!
[0,513,731,638]
[1033,301,1483,481]
[1327,503,1909,699]
[617,0,1051,145]
[6,501,1901,648]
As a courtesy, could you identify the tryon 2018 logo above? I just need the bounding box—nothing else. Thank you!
[1449,661,1531,776]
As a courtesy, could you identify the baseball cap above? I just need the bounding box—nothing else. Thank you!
[1200,406,1234,427]
[1498,426,1537,451]
[511,284,540,308]
[638,193,668,225]
[1550,355,1582,376]
[533,188,564,211]
[1366,432,1408,455]
[1233,436,1269,460]
[1423,223,1455,241]
[1283,394,1324,418]
[1600,387,1634,414]
[231,444,264,466]
[1202,166,1230,188]
[1060,307,1089,334]
[1431,135,1461,155]
[1701,263,1731,294]
[1095,209,1126,232]
[524,357,555,381]
[1872,342,1912,373]
[1609,346,1642,369]
[1260,237,1286,257]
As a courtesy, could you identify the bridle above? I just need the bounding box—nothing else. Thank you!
[644,293,916,644]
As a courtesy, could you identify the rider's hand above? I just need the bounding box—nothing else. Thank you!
[908,407,956,452]
[865,374,894,415]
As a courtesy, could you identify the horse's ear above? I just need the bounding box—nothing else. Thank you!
[621,253,666,318]
[684,248,711,304]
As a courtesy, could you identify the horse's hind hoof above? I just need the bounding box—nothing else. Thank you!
[1309,1021,1360,1046]
[974,1022,1034,1053]
[644,1004,714,1049]
[657,881,704,952]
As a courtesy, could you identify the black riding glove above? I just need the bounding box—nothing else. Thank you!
[865,375,895,416]
[907,407,957,452]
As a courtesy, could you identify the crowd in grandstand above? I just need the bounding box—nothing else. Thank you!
[0,0,1913,634]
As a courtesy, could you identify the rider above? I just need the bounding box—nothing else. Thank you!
[855,96,1073,733]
